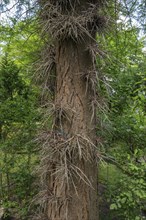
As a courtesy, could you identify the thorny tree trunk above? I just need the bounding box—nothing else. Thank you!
[37,0,108,219]
[48,40,98,219]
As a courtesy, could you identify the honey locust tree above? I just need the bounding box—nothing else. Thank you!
[1,0,113,219]
[36,0,111,220]
[1,0,146,219]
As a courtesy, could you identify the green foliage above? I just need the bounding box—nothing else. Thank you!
[98,16,146,220]
[0,57,25,100]
[0,8,43,217]
[0,49,40,219]
[109,154,146,219]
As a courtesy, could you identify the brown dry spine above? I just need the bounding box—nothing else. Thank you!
[35,45,56,102]
[39,2,109,42]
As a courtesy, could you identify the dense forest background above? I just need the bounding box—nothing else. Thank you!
[0,0,146,219]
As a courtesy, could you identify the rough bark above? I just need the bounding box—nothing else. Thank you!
[38,1,102,220]
[46,39,98,219]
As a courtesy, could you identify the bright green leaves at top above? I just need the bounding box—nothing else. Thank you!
[0,18,42,76]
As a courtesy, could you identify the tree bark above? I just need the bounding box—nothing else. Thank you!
[39,1,100,220]
[46,39,98,219]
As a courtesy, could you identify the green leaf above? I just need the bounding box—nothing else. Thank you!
[110,204,118,210]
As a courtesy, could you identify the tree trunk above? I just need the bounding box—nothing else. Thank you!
[46,40,98,220]
[38,1,103,219]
